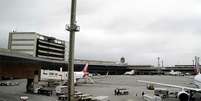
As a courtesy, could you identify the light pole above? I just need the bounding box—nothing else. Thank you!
[157,57,160,68]
[66,0,80,100]
[157,57,161,74]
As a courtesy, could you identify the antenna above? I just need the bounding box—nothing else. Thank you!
[157,57,161,74]
[12,26,17,32]
[157,57,160,67]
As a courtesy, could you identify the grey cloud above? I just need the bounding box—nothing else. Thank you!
[1,0,201,66]
[77,0,106,16]
[74,30,200,65]
[143,17,201,34]
[0,0,69,41]
[0,30,9,48]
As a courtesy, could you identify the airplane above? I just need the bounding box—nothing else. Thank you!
[40,63,90,84]
[166,70,182,76]
[138,56,201,101]
[124,70,135,75]
[74,63,89,79]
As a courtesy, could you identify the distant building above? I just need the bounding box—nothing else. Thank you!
[74,59,117,65]
[8,32,68,61]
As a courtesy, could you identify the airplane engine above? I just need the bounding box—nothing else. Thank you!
[177,91,189,101]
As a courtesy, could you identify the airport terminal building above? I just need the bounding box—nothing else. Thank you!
[8,32,68,61]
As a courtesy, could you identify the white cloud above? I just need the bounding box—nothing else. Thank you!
[0,0,201,66]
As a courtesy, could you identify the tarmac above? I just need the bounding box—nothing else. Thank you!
[0,75,200,101]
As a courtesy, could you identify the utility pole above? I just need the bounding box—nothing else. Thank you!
[195,56,198,66]
[193,60,195,66]
[195,56,199,73]
[157,57,160,68]
[66,0,80,100]
[157,57,161,74]
[161,60,164,68]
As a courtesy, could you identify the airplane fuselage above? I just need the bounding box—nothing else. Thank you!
[40,69,85,83]
[168,70,182,75]
[74,72,85,79]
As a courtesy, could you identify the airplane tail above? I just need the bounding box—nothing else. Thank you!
[82,63,89,78]
[194,56,200,75]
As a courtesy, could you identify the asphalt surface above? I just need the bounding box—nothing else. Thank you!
[0,75,200,101]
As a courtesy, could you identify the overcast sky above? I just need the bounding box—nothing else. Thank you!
[0,0,201,66]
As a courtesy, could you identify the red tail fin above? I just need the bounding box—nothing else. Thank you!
[82,63,89,78]
[82,63,88,72]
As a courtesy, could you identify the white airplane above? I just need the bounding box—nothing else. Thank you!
[74,63,89,79]
[138,56,201,101]
[167,70,182,76]
[40,63,89,84]
[124,70,135,75]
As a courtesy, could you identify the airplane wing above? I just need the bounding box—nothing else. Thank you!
[137,80,201,92]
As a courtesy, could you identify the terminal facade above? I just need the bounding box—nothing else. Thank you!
[8,32,68,61]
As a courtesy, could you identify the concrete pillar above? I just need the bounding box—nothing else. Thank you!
[33,74,39,88]
[33,71,39,93]
[33,74,39,83]
[26,79,33,93]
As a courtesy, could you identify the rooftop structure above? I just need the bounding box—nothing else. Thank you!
[8,32,68,61]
